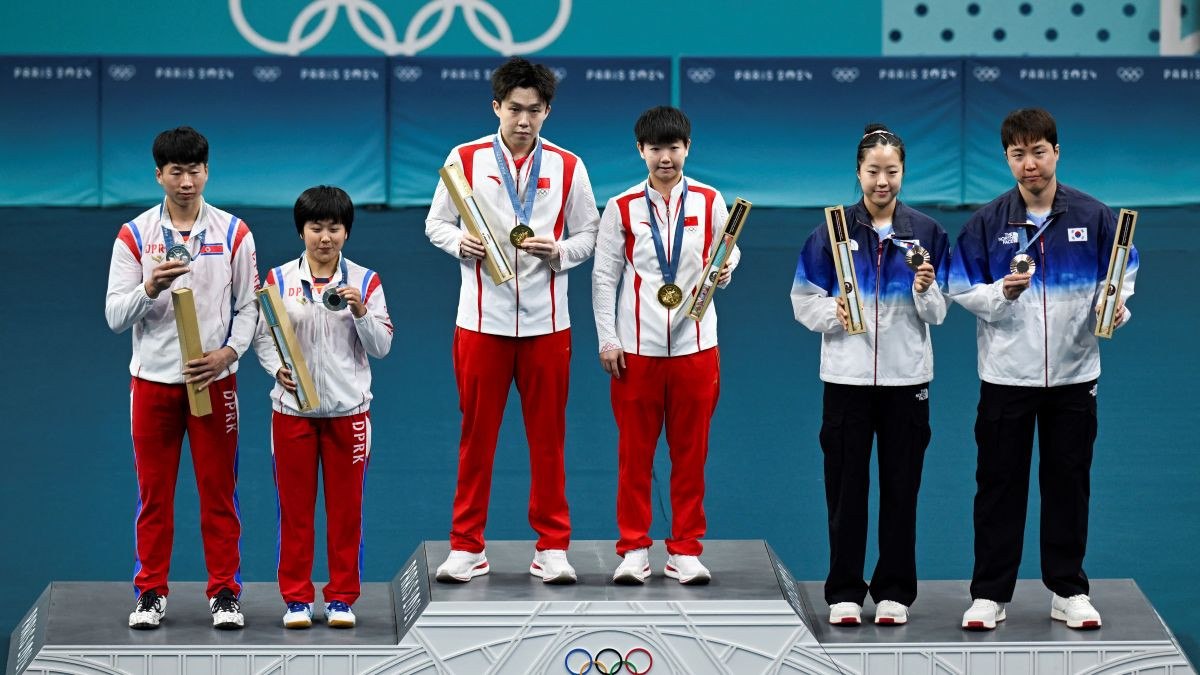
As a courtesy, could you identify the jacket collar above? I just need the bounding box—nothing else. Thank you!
[1003,183,1070,226]
[849,199,914,239]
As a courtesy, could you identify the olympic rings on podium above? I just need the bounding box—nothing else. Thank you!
[563,647,653,674]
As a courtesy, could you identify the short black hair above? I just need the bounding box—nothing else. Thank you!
[634,106,691,146]
[1001,108,1058,149]
[152,126,208,168]
[491,57,557,106]
[294,185,355,235]
[856,123,905,169]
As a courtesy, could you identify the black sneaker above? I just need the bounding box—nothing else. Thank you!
[128,589,167,629]
[209,588,244,630]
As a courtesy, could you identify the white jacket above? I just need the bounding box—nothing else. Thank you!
[105,199,259,384]
[253,253,392,417]
[592,177,740,357]
[425,132,600,337]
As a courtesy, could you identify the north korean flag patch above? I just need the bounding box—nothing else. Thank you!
[1068,227,1088,242]
[684,216,699,227]
[199,243,224,256]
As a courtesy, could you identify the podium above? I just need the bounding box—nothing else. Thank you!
[9,540,1194,675]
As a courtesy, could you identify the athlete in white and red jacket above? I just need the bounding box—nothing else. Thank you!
[424,58,599,584]
[104,127,258,631]
[592,107,740,586]
[252,186,392,630]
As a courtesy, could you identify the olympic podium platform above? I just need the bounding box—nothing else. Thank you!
[8,540,1194,675]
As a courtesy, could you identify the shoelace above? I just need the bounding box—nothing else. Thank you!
[1065,595,1092,609]
[212,592,240,614]
[287,601,309,614]
[327,600,350,613]
[136,591,161,613]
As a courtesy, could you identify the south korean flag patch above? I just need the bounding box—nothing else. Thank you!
[1068,227,1088,242]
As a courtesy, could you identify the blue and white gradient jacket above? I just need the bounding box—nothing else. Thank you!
[791,200,951,386]
[948,183,1138,387]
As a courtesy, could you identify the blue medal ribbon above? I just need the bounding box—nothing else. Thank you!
[301,254,350,303]
[492,135,542,227]
[159,201,206,255]
[644,180,688,286]
[1017,214,1054,254]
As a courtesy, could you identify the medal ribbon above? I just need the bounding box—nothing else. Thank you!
[301,254,350,303]
[1017,215,1054,254]
[159,200,206,255]
[644,181,688,286]
[492,135,542,227]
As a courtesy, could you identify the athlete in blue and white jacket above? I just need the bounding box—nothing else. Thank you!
[791,125,950,628]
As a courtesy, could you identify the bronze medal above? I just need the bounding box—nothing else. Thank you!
[1010,253,1036,276]
[657,283,684,309]
[905,245,929,271]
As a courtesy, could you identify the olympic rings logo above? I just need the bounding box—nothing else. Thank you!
[1116,66,1144,83]
[564,647,653,675]
[551,66,568,82]
[253,66,281,82]
[229,0,572,56]
[686,67,715,84]
[108,65,137,81]
[831,67,859,83]
[973,66,1001,82]
[393,65,424,82]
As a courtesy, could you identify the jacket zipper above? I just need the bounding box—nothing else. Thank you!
[874,238,883,386]
[1040,239,1048,388]
[665,197,672,357]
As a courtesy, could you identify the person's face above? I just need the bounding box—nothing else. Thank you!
[639,138,690,187]
[1006,137,1059,195]
[155,162,208,210]
[302,219,348,268]
[492,87,549,150]
[857,144,904,210]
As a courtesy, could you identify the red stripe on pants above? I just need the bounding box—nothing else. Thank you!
[611,348,720,557]
[131,375,241,598]
[272,411,370,604]
[450,327,572,552]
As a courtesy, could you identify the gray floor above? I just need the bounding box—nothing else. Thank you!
[421,539,787,602]
[801,578,1172,645]
[44,582,398,646]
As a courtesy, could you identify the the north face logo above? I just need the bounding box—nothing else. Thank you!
[999,232,1019,245]
[916,388,929,401]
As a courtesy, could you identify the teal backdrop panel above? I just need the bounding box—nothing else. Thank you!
[0,57,99,206]
[679,57,963,208]
[99,56,387,207]
[0,1,883,57]
[964,56,1200,206]
[388,56,671,207]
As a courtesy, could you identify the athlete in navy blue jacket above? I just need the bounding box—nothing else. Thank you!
[950,109,1137,631]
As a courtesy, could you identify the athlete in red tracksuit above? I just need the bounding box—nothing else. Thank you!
[253,186,393,630]
[104,127,258,630]
[424,58,599,584]
[592,107,740,585]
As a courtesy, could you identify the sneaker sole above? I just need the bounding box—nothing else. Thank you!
[529,563,577,584]
[663,565,711,585]
[328,618,356,628]
[283,619,312,629]
[435,562,489,583]
[829,617,861,626]
[128,618,162,630]
[213,620,244,630]
[1051,610,1101,629]
[613,566,652,585]
[875,617,907,626]
[962,612,1006,631]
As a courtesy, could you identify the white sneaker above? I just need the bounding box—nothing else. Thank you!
[828,602,862,625]
[664,554,711,585]
[209,589,244,630]
[962,598,1006,630]
[435,550,489,583]
[874,600,909,625]
[128,590,167,629]
[282,602,312,629]
[1051,594,1102,629]
[613,548,651,585]
[325,601,356,628]
[530,549,577,584]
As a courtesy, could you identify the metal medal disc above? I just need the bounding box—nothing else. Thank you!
[1009,253,1036,276]
[905,245,929,271]
[510,224,535,247]
[657,283,684,309]
[165,245,192,264]
[321,285,348,311]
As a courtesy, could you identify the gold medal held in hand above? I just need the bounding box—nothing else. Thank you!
[1010,253,1036,275]
[510,224,534,247]
[658,283,684,309]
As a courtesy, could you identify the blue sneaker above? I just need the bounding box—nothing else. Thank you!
[282,601,313,629]
[325,600,356,628]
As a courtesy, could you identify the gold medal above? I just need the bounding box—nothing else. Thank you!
[657,283,684,309]
[905,245,929,271]
[510,224,534,247]
[1010,253,1036,275]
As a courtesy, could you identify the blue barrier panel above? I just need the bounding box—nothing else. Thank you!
[100,57,387,208]
[388,57,671,207]
[964,57,1200,207]
[0,57,99,206]
[679,57,963,208]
